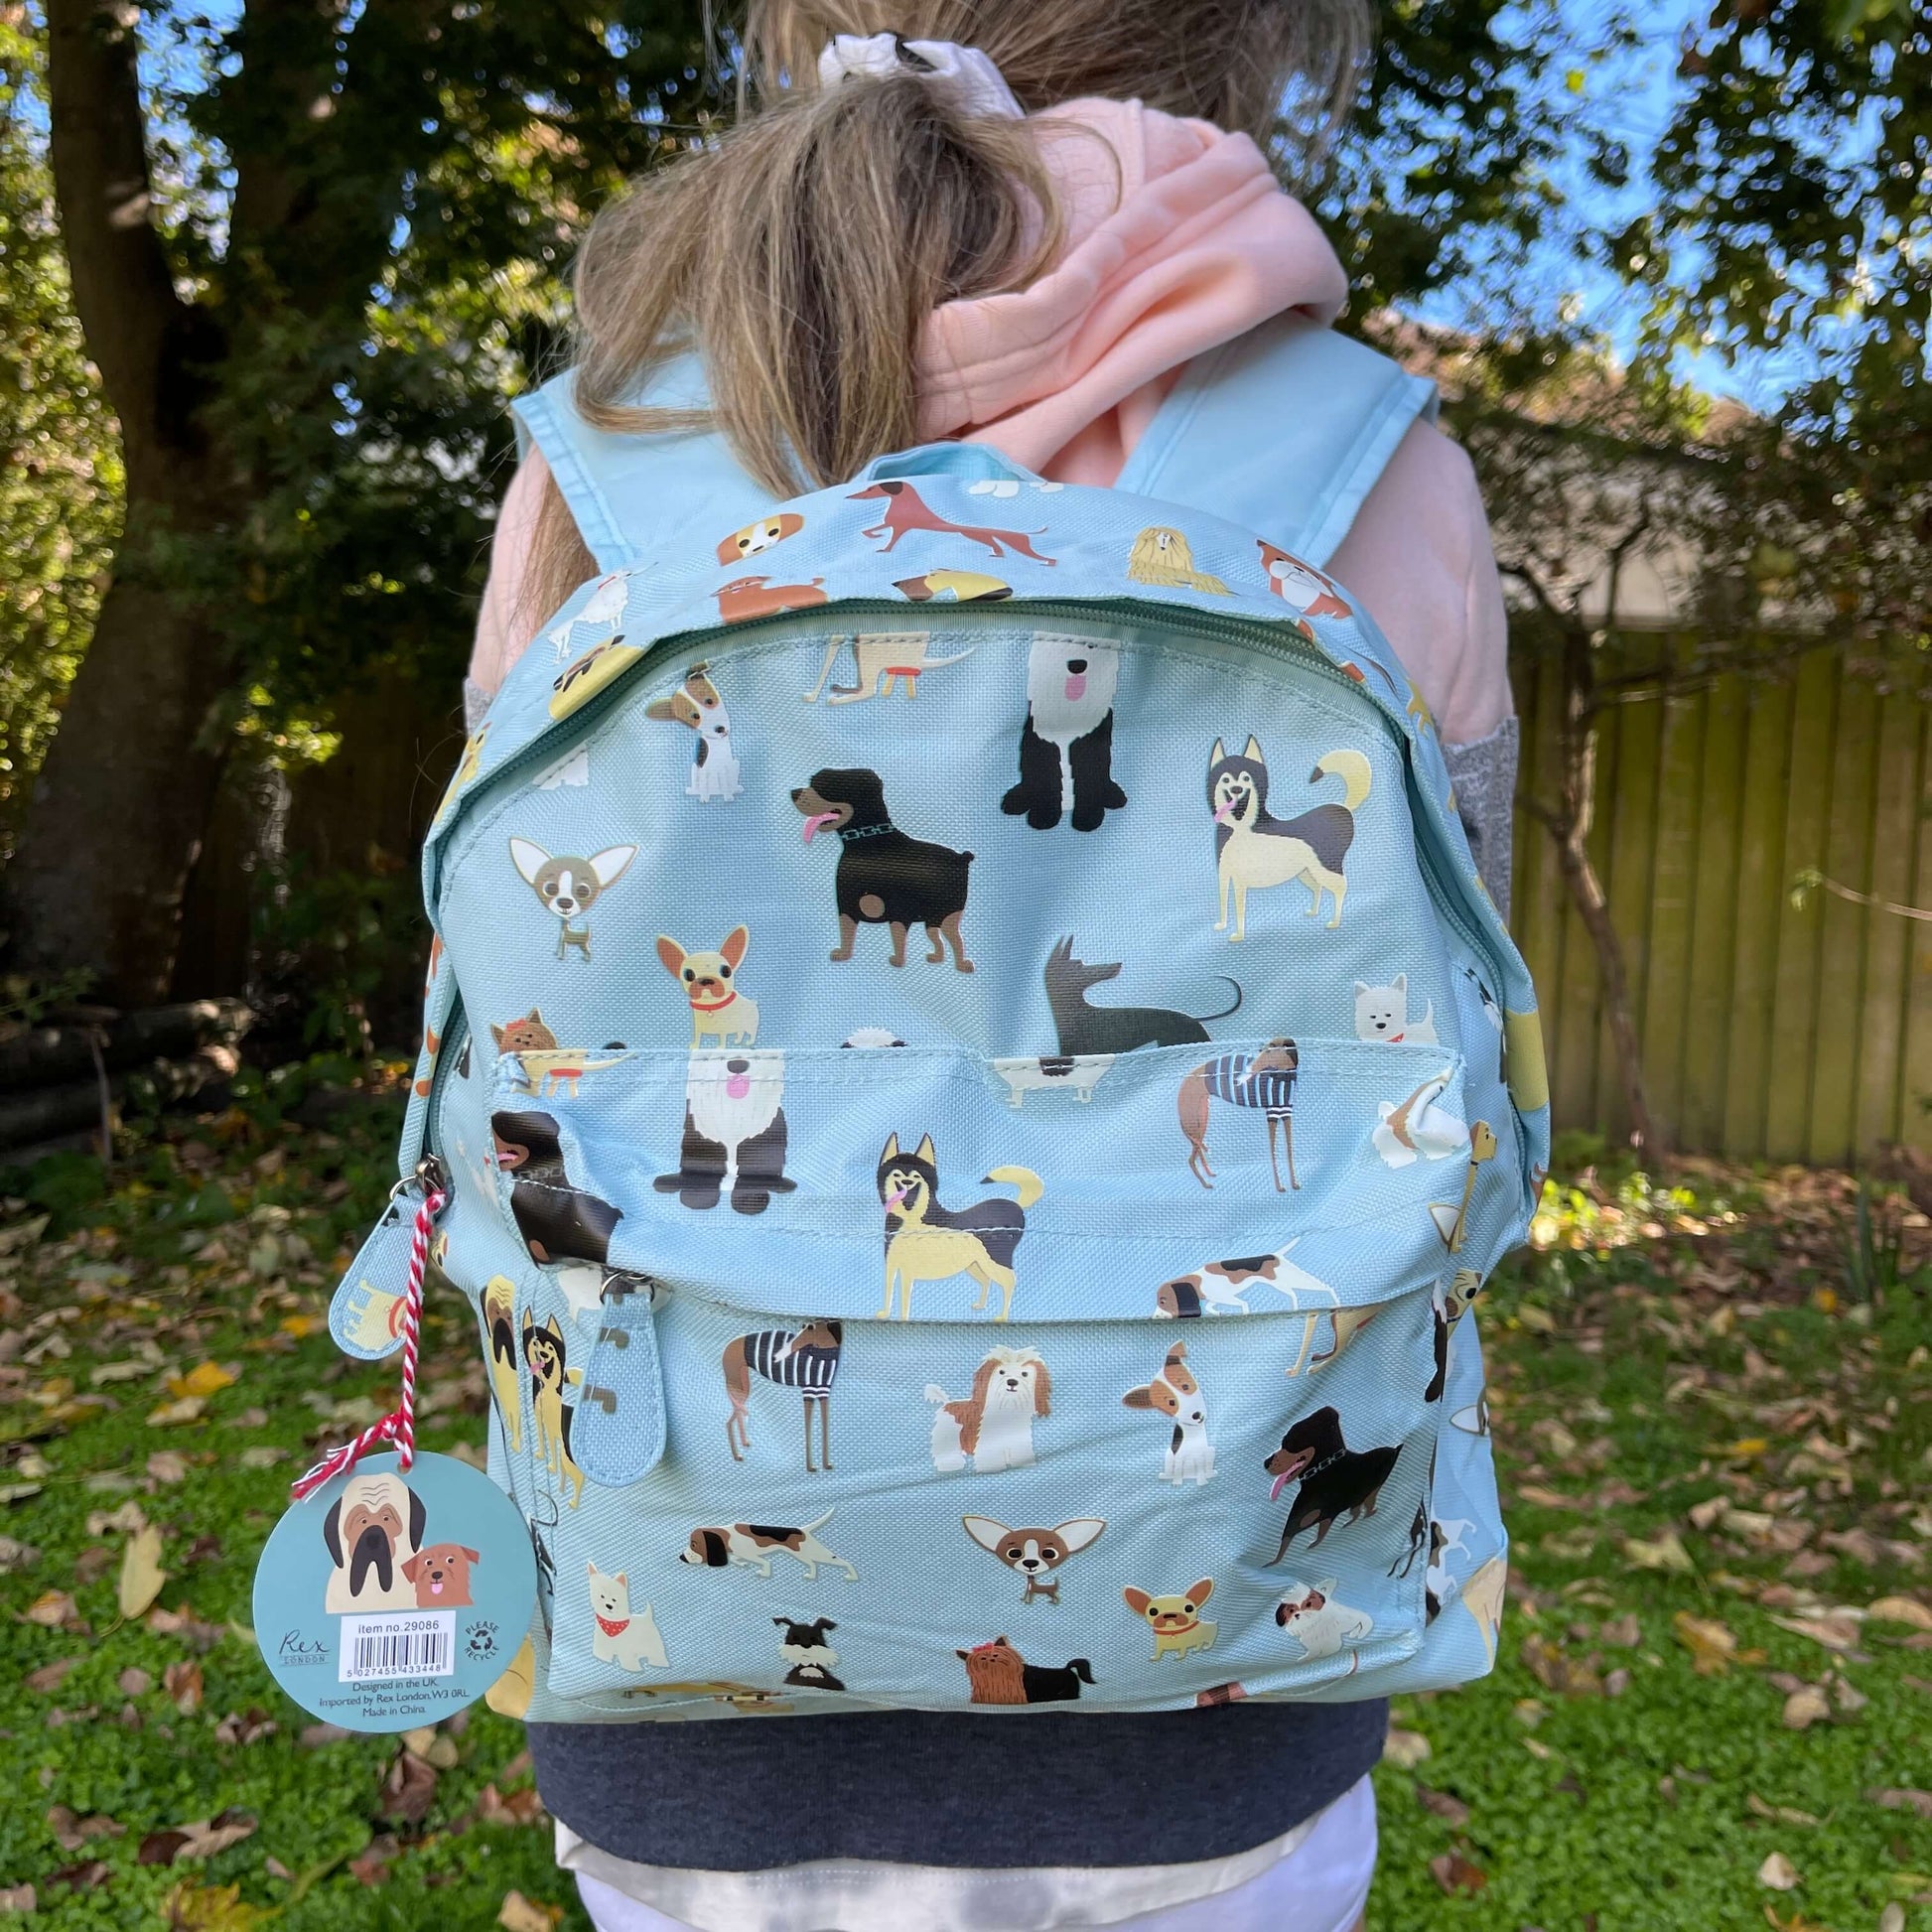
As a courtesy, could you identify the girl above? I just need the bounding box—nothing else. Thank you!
[468,6,1516,1928]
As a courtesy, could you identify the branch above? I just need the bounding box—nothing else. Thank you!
[44,0,186,428]
[1791,870,1932,924]
[1496,556,1585,636]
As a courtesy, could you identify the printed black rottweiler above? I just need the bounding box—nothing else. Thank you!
[1263,1405,1401,1563]
[792,767,974,972]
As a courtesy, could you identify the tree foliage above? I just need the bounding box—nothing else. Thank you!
[0,11,117,838]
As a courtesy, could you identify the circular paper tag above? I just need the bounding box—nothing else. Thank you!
[252,1450,537,1733]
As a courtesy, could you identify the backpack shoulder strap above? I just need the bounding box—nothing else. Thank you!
[511,360,775,575]
[1116,315,1438,567]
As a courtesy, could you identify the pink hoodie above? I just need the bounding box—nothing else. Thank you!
[471,98,1510,749]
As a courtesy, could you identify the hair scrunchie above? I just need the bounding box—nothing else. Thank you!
[816,32,1024,119]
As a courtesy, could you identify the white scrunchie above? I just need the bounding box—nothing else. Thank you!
[816,33,1024,119]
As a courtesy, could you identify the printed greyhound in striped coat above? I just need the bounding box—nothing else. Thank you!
[1177,1038,1302,1192]
[723,1321,844,1473]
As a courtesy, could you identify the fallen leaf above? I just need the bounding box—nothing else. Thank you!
[1867,1788,1932,1820]
[164,1659,204,1714]
[1756,1852,1800,1891]
[147,1396,207,1428]
[20,1589,82,1631]
[139,1810,257,1866]
[1688,1496,1729,1531]
[299,1723,351,1748]
[118,1667,151,1696]
[1746,1795,1820,1827]
[1673,1611,1738,1675]
[46,1860,108,1893]
[0,1883,35,1912]
[1625,1532,1696,1575]
[86,1500,148,1538]
[1780,1685,1832,1730]
[167,1362,236,1401]
[1521,1634,1602,1696]
[1517,1483,1584,1510]
[497,1892,563,1932]
[1868,1597,1932,1632]
[1769,1612,1863,1654]
[118,1524,168,1619]
[1416,1784,1471,1828]
[474,1783,546,1829]
[46,1805,123,1852]
[1603,1666,1632,1698]
[1879,1905,1905,1932]
[1383,1725,1432,1769]
[1600,1612,1642,1648]
[212,1709,277,1745]
[0,1536,40,1573]
[236,1447,284,1469]
[379,1747,438,1823]
[163,1878,266,1929]
[348,1834,398,1886]
[25,1656,78,1694]
[146,1451,190,1484]
[149,1604,224,1649]
[1429,1852,1488,1895]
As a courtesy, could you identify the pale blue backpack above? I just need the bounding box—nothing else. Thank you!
[332,316,1550,1723]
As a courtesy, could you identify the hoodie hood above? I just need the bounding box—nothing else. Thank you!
[917,97,1349,484]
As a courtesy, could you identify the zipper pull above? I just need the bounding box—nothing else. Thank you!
[329,1155,452,1362]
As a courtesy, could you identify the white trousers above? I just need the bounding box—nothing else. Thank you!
[571,1771,1377,1932]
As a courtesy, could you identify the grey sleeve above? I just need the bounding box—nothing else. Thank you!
[1443,715,1519,923]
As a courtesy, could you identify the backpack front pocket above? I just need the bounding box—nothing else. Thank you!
[466,1037,1495,1717]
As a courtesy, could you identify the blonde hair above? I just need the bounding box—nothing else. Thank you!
[518,0,1373,634]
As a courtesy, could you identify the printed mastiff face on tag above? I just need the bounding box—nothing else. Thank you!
[253,1451,536,1732]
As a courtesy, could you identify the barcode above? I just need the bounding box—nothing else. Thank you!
[339,1612,455,1683]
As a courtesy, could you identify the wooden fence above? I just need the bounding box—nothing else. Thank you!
[1509,640,1932,1165]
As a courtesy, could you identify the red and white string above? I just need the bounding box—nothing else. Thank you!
[291,1186,446,1501]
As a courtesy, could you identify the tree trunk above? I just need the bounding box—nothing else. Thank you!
[10,0,240,1005]
[1545,621,1659,1156]
[6,512,232,1005]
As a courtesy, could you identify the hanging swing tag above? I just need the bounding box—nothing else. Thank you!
[257,1170,534,1730]
[252,1449,536,1732]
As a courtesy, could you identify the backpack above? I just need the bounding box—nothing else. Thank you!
[331,315,1550,1723]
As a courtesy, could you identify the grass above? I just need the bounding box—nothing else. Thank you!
[0,1072,1927,1929]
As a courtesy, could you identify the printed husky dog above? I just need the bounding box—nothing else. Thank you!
[1002,635,1128,832]
[877,1134,1042,1321]
[655,1050,795,1215]
[1207,740,1371,938]
[1043,934,1242,1054]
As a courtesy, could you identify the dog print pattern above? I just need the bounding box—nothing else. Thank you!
[400,454,1538,1722]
